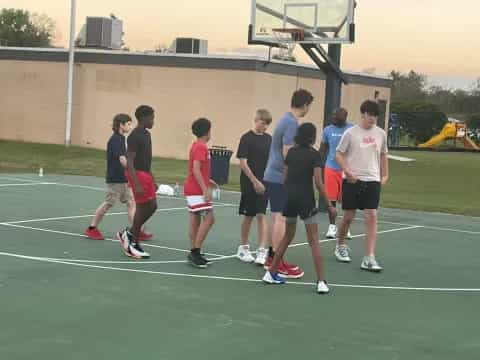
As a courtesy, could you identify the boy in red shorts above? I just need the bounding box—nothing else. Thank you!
[184,118,218,268]
[117,105,157,259]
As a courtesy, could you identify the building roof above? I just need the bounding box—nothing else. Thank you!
[0,46,392,88]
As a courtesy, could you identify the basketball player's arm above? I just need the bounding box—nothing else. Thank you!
[127,150,144,196]
[239,159,265,194]
[314,167,336,216]
[380,152,389,186]
[193,160,211,202]
[318,142,328,161]
[119,156,127,168]
[336,151,357,183]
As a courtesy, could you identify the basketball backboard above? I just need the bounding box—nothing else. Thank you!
[249,0,356,45]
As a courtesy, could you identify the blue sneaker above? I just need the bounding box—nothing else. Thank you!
[262,271,286,284]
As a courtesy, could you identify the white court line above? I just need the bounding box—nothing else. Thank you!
[0,182,56,187]
[0,176,41,183]
[2,175,478,235]
[288,225,423,249]
[1,250,479,292]
[2,204,234,225]
[0,223,225,258]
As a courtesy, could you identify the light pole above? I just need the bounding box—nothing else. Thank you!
[65,0,76,146]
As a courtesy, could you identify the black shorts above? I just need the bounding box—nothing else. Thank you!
[265,182,287,213]
[342,180,381,210]
[239,186,268,217]
[283,195,318,222]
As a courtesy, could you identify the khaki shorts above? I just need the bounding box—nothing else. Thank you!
[105,183,133,206]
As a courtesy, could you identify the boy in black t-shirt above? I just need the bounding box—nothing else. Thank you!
[117,105,157,259]
[262,123,336,294]
[236,109,272,265]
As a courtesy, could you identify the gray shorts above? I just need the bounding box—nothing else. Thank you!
[105,183,133,206]
[286,213,319,225]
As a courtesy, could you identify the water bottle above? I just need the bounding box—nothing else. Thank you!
[174,182,180,197]
[212,187,221,201]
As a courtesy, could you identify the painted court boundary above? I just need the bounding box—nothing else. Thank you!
[1,175,480,292]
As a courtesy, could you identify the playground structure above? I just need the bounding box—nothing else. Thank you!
[418,119,480,150]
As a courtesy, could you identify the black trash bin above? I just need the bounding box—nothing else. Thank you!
[210,146,233,185]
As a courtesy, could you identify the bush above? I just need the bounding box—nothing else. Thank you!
[390,102,448,144]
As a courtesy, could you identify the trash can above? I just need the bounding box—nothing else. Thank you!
[210,146,233,185]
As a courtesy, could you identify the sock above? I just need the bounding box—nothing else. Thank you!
[88,226,96,230]
[191,248,201,255]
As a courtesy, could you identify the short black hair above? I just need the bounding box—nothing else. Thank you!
[135,105,154,122]
[191,118,211,138]
[360,100,380,116]
[294,122,317,147]
[291,89,314,108]
[112,113,132,132]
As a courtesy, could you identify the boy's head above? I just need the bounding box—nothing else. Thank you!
[294,122,317,147]
[112,114,132,134]
[254,109,272,134]
[291,89,314,117]
[135,105,155,129]
[360,100,380,129]
[331,107,348,127]
[192,118,211,141]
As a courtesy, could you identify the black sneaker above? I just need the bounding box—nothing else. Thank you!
[188,251,207,268]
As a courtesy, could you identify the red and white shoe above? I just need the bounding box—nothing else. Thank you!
[277,261,304,279]
[264,257,300,271]
[139,230,153,241]
[84,227,104,240]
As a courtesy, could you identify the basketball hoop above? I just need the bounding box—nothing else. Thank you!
[271,28,305,60]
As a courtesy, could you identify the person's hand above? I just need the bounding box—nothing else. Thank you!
[204,188,212,203]
[346,172,358,184]
[134,183,145,197]
[381,176,389,186]
[253,180,266,194]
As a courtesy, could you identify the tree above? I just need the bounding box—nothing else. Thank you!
[391,102,448,144]
[390,70,427,103]
[0,8,56,47]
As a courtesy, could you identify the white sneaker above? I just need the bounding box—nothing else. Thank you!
[347,230,353,239]
[316,280,330,294]
[262,271,286,284]
[361,256,383,272]
[236,245,255,263]
[326,224,337,239]
[255,247,268,266]
[129,242,150,259]
[116,229,131,255]
[334,244,351,262]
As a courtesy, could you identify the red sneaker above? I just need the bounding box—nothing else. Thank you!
[283,259,300,270]
[139,230,154,241]
[84,227,104,240]
[263,256,273,270]
[277,261,304,279]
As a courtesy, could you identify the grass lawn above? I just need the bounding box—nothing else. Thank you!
[1,140,479,216]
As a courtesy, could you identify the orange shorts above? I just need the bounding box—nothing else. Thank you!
[324,167,343,202]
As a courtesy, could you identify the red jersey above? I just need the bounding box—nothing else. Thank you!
[184,141,211,196]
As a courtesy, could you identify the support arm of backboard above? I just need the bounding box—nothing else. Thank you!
[300,43,348,84]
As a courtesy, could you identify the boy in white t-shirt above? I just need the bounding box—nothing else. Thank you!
[335,100,389,272]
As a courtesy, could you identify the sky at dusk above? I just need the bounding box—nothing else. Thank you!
[1,0,479,89]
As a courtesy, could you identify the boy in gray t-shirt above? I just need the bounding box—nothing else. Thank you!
[334,100,389,272]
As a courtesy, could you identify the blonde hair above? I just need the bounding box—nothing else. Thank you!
[255,109,272,125]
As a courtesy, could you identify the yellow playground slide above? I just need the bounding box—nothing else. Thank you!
[419,121,480,150]
[418,123,457,148]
